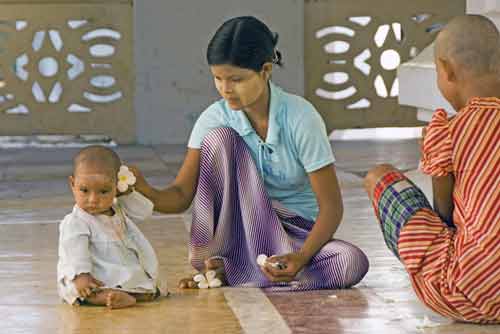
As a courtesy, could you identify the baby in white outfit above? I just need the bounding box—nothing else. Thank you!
[57,145,164,309]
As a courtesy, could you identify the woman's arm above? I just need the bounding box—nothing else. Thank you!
[262,163,343,281]
[131,148,201,214]
[299,164,343,260]
[431,174,455,224]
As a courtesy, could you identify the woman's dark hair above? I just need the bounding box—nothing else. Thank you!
[206,16,283,72]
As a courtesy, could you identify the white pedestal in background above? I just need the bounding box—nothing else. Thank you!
[398,0,500,122]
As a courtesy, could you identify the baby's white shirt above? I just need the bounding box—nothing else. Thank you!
[57,191,160,304]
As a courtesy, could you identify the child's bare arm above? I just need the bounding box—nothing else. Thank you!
[431,174,455,225]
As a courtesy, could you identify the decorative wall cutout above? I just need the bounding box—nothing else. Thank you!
[16,21,27,31]
[314,18,419,105]
[6,104,28,114]
[68,20,87,29]
[3,23,124,112]
[305,0,465,129]
[324,72,349,85]
[82,29,121,41]
[91,75,115,88]
[89,44,115,57]
[68,103,91,113]
[0,1,134,143]
[349,16,372,26]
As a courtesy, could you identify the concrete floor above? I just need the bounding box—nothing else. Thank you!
[0,139,498,333]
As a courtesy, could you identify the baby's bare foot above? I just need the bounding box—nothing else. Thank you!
[106,291,136,309]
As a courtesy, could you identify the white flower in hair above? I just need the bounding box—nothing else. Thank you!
[117,165,136,192]
[193,270,222,289]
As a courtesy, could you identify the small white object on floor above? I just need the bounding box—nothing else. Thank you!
[209,278,222,288]
[193,274,205,283]
[198,281,209,289]
[328,294,338,299]
[256,254,285,269]
[256,254,268,266]
[205,270,216,281]
[193,270,222,289]
[416,315,449,329]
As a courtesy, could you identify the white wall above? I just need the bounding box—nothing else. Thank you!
[134,1,304,145]
[468,0,500,14]
[468,0,500,26]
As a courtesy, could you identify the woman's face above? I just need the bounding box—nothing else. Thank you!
[210,64,271,110]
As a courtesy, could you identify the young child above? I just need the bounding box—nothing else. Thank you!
[364,15,500,323]
[57,145,164,309]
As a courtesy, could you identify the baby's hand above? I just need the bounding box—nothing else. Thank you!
[73,273,104,298]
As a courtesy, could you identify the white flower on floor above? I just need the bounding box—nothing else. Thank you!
[117,165,136,193]
[256,254,268,266]
[256,254,285,269]
[193,270,222,289]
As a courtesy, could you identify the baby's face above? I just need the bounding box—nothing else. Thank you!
[69,166,117,215]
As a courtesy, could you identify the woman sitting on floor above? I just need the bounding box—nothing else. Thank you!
[133,16,369,291]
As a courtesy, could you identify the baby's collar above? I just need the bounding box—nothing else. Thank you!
[72,205,96,223]
[72,204,116,222]
[467,96,500,108]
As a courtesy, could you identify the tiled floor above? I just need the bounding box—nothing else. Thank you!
[0,139,498,333]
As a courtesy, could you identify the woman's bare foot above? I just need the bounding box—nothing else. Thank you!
[204,258,227,286]
[178,277,198,289]
[105,291,136,309]
[178,258,227,289]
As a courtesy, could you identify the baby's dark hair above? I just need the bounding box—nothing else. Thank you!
[73,145,121,180]
[206,16,283,72]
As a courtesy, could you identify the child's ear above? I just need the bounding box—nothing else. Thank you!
[68,175,75,188]
[438,57,457,83]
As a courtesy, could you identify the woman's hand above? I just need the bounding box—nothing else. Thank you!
[126,165,150,194]
[260,252,309,283]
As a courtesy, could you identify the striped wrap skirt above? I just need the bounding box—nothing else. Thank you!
[189,128,369,291]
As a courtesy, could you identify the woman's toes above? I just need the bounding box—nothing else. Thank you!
[178,277,199,289]
[204,259,227,285]
[205,258,224,270]
[178,278,191,289]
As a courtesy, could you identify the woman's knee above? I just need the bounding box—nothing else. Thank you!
[202,127,239,147]
[319,242,369,289]
[337,244,369,288]
[346,246,370,286]
[199,128,242,160]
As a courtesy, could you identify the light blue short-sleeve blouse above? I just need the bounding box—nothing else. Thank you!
[188,81,335,221]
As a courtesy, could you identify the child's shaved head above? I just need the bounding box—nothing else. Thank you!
[73,145,121,180]
[435,15,500,76]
